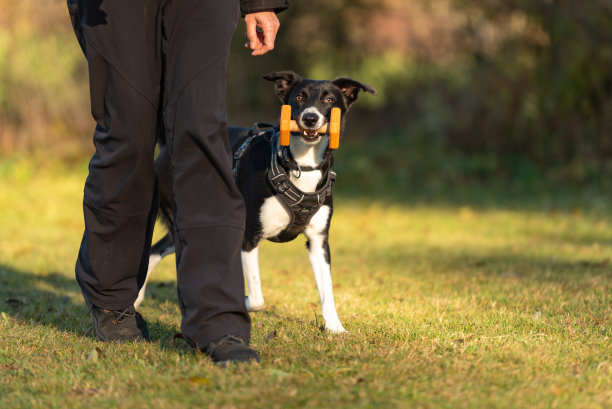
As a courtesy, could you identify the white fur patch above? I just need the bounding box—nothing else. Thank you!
[306,205,331,233]
[287,132,328,193]
[288,137,328,169]
[259,196,291,239]
[290,169,323,193]
[242,248,265,311]
[134,254,162,308]
[134,243,174,308]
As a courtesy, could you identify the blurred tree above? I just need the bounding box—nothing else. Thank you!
[0,0,90,158]
[2,0,611,184]
[448,0,612,180]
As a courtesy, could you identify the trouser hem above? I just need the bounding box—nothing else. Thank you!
[82,292,138,311]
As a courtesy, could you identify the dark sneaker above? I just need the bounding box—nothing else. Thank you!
[204,335,260,365]
[89,304,150,342]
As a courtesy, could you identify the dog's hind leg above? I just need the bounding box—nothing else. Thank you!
[242,246,265,311]
[134,233,175,308]
[304,206,346,333]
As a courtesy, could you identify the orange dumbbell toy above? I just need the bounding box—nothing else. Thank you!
[279,105,341,149]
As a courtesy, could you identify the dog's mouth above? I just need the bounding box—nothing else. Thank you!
[301,128,320,142]
[296,126,327,143]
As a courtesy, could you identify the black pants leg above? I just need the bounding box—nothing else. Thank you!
[71,0,250,347]
[162,0,250,347]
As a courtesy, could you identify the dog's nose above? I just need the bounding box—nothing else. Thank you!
[302,113,319,128]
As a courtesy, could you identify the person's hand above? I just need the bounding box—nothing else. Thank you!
[244,11,280,56]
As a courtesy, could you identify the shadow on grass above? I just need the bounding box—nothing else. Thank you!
[0,264,184,346]
[1,224,609,345]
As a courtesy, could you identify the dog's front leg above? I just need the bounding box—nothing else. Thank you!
[305,207,346,333]
[242,247,265,311]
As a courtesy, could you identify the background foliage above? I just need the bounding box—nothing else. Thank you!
[1,0,611,185]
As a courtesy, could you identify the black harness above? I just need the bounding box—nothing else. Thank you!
[233,124,336,242]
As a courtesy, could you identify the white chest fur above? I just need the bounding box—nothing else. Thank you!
[259,196,291,239]
[287,136,328,192]
[289,169,323,193]
[259,168,324,239]
[259,138,329,239]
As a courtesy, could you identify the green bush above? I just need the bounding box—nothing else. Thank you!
[2,0,612,183]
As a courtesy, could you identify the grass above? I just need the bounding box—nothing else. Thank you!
[0,158,610,409]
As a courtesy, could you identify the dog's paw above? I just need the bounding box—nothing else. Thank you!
[325,323,347,334]
[245,296,265,312]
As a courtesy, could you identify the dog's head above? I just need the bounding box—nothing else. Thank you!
[263,71,377,145]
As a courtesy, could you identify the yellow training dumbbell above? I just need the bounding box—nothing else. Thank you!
[279,105,341,149]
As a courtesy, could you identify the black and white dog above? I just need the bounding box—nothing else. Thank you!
[135,71,377,333]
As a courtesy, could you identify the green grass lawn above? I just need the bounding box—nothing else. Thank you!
[0,159,610,409]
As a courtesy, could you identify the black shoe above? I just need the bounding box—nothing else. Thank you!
[88,304,150,342]
[204,335,260,365]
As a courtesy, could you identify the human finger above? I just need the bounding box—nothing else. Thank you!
[251,14,280,56]
[245,15,261,51]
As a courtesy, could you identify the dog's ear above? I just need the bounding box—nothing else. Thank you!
[262,71,303,103]
[332,78,378,106]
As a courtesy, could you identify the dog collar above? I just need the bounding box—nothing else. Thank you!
[279,144,332,178]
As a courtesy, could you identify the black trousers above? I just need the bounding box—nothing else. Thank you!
[68,0,250,348]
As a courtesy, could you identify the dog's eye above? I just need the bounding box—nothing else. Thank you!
[324,96,335,104]
[295,95,304,102]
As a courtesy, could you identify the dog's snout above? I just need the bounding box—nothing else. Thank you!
[302,112,319,128]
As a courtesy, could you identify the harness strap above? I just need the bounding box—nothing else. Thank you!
[266,132,335,240]
[231,123,336,242]
[233,123,276,178]
[280,147,326,174]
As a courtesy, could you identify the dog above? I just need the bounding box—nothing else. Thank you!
[135,71,377,333]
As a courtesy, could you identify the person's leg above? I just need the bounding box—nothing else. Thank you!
[71,0,163,312]
[161,0,251,349]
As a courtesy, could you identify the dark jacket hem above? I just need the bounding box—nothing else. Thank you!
[240,0,289,17]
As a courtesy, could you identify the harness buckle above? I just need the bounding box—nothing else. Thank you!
[277,182,289,193]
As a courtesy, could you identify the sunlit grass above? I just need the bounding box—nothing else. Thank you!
[0,159,610,409]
